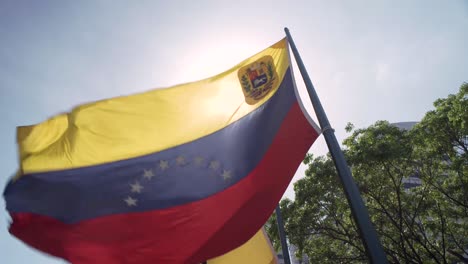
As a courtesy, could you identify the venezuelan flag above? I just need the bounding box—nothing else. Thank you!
[4,38,320,263]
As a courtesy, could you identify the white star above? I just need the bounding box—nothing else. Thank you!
[209,160,220,170]
[194,156,205,166]
[159,160,169,170]
[143,169,155,179]
[221,170,232,181]
[176,156,186,166]
[124,196,137,207]
[130,181,143,193]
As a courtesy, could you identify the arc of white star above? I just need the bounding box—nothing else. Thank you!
[209,160,220,170]
[221,170,232,181]
[159,160,169,170]
[124,196,137,207]
[176,156,186,166]
[130,181,143,193]
[194,156,204,166]
[143,169,155,179]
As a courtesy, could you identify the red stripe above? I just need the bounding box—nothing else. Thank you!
[9,102,319,264]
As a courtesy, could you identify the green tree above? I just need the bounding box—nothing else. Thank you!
[266,84,468,263]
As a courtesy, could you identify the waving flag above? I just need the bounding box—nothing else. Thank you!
[207,228,277,264]
[4,38,320,263]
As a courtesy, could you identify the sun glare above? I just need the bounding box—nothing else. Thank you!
[168,37,266,85]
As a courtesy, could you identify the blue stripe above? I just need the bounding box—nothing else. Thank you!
[5,69,296,224]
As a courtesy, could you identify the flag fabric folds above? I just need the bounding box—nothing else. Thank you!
[207,229,277,264]
[4,38,320,263]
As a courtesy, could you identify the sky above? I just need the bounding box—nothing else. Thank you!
[1,0,467,263]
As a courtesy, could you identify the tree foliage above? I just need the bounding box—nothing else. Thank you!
[266,83,468,263]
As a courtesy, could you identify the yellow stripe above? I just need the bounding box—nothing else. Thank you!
[17,39,289,174]
[207,229,278,264]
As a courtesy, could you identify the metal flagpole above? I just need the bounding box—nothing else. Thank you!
[284,28,388,263]
[275,205,291,264]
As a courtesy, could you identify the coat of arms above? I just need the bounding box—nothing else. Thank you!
[238,55,278,104]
